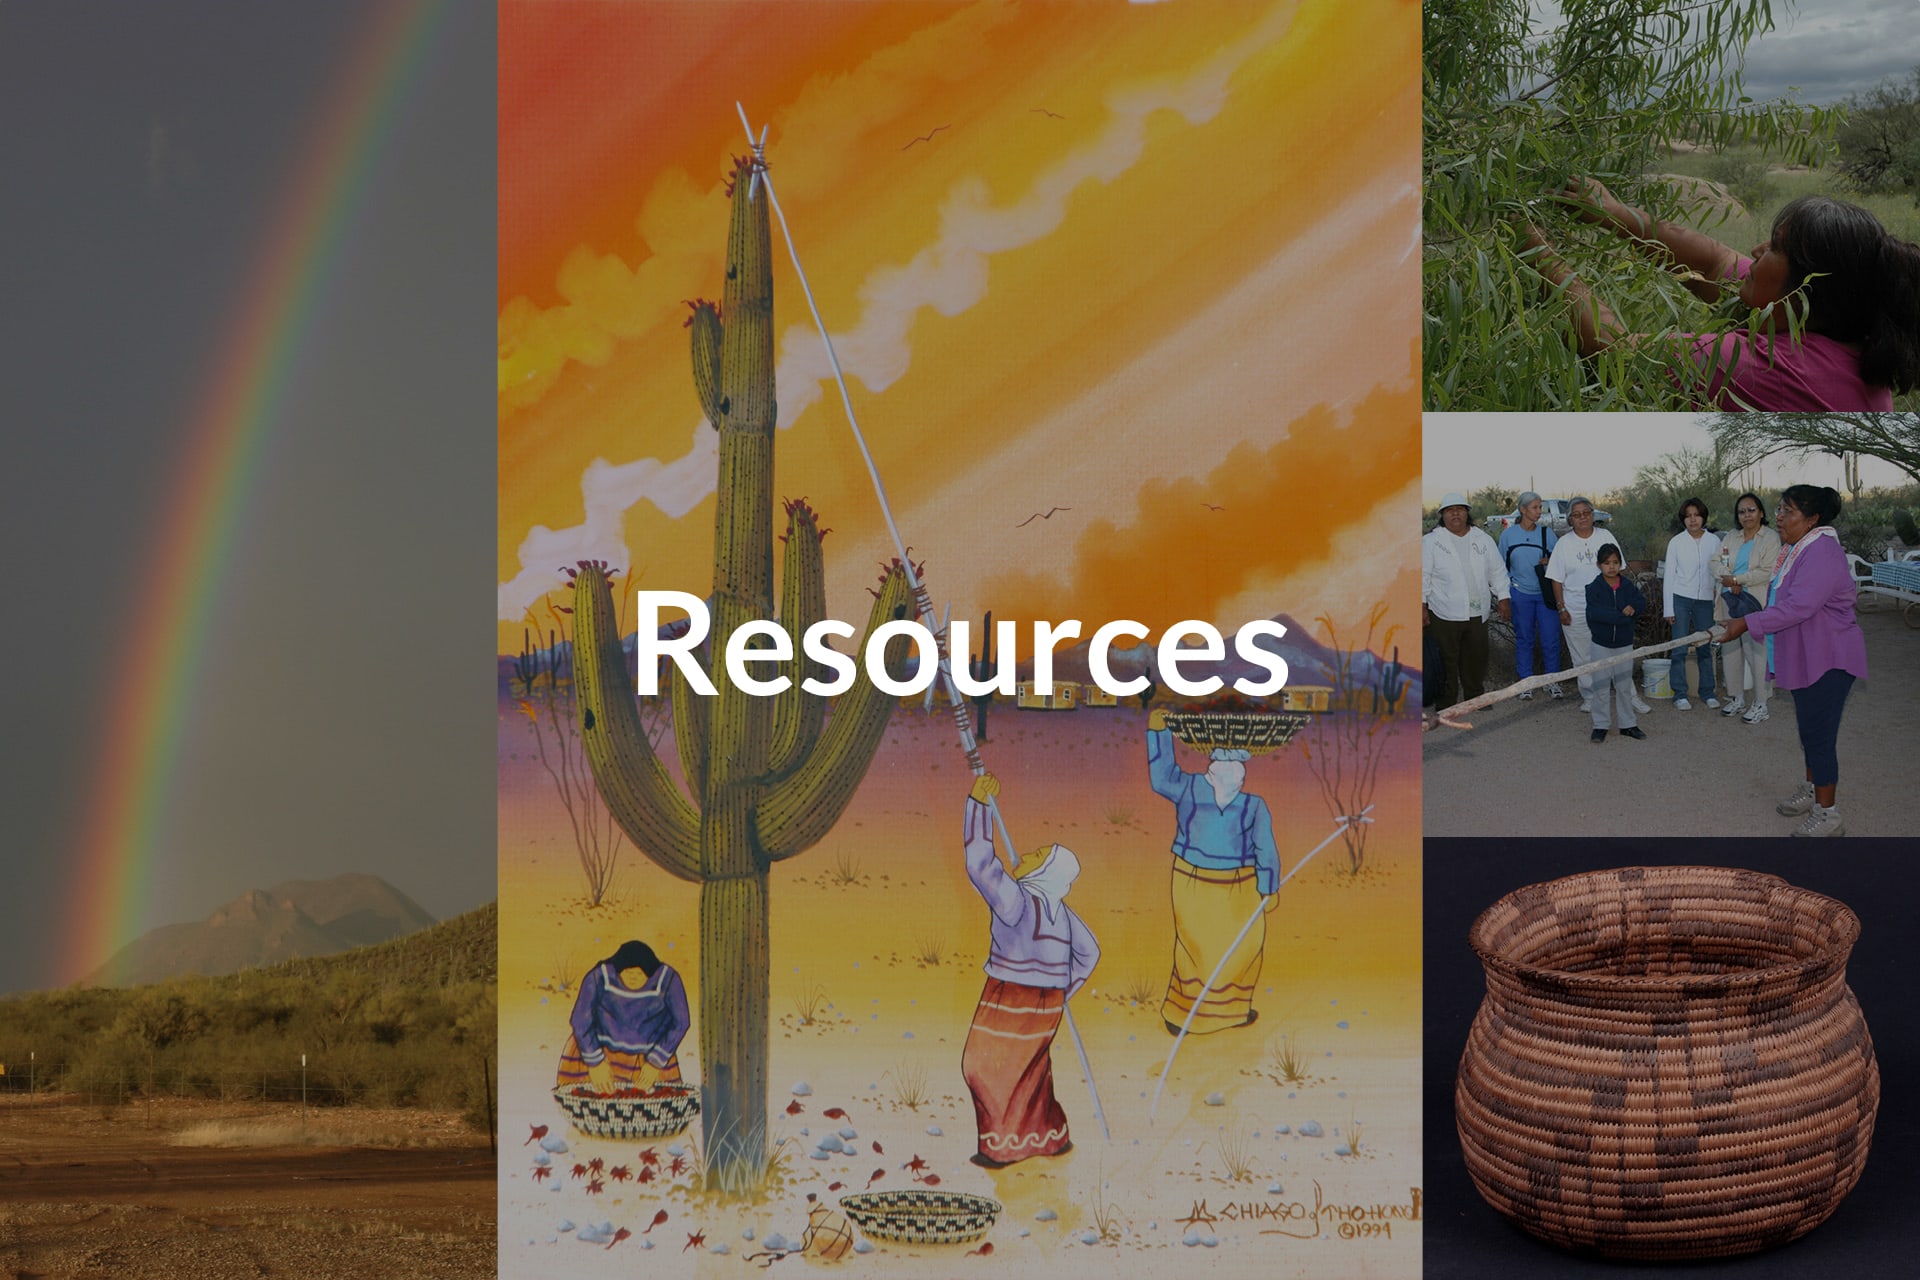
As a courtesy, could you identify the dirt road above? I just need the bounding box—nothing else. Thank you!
[0,1096,495,1280]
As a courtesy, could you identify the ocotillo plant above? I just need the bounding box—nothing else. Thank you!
[967,610,994,742]
[571,152,912,1190]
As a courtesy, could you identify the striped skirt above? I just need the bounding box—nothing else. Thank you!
[960,978,1070,1164]
[555,1036,683,1091]
[1161,857,1265,1033]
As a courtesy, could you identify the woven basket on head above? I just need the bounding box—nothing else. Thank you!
[1163,710,1309,755]
[1457,866,1877,1261]
[838,1189,1001,1244]
[552,1084,699,1140]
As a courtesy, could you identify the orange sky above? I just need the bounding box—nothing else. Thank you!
[499,0,1420,654]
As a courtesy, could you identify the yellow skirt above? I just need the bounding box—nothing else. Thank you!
[1161,857,1264,1033]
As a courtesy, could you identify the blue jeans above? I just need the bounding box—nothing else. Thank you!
[1668,594,1715,699]
[1510,590,1562,679]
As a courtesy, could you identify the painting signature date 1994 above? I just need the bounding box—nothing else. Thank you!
[1176,1184,1422,1241]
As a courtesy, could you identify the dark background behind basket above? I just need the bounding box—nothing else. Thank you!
[1424,838,1919,1278]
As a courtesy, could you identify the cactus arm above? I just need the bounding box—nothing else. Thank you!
[690,302,724,427]
[767,500,827,778]
[669,648,711,802]
[570,564,703,882]
[757,564,913,861]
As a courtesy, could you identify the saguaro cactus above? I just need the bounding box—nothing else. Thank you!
[571,153,912,1186]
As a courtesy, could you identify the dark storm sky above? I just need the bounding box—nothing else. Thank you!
[0,1,495,994]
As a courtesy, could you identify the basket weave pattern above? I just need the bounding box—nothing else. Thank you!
[1457,866,1877,1260]
[1163,710,1309,755]
[552,1084,699,1140]
[837,1189,1001,1244]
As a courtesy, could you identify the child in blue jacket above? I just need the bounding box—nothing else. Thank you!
[1584,545,1649,743]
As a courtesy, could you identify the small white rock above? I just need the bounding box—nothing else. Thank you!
[540,1135,569,1153]
[710,1241,730,1255]
[667,1142,686,1157]
[1203,1091,1226,1106]
[838,1126,858,1141]
[1018,1228,1031,1238]
[743,1227,756,1240]
[1079,1230,1100,1245]
[1035,1207,1059,1222]
[763,1233,789,1252]
[793,1081,813,1096]
[926,1125,943,1137]
[640,1239,654,1250]
[1183,1230,1203,1247]
[1267,1183,1284,1195]
[1299,1120,1323,1138]
[558,1220,575,1232]
[1202,1233,1219,1248]
[852,1239,876,1254]
[1335,1144,1352,1156]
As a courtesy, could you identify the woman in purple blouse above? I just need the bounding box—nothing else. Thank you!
[1719,485,1868,837]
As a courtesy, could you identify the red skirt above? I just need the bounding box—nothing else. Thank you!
[960,978,1070,1164]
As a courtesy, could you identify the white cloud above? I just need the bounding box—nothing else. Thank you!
[498,4,1299,619]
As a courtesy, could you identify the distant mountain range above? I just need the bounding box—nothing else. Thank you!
[85,873,437,988]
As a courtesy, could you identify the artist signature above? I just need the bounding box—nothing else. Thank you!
[1175,1183,1422,1240]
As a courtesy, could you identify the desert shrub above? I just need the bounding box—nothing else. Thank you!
[1426,0,1834,409]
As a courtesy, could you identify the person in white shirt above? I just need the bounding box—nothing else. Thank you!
[1422,493,1511,705]
[1661,497,1724,711]
[1546,497,1642,714]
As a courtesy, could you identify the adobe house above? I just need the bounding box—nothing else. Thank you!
[1015,680,1078,710]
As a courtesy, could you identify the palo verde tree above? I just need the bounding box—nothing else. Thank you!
[570,153,913,1190]
[1426,0,1833,410]
[1708,411,1920,487]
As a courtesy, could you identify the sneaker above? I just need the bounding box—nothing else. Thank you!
[1791,805,1846,838]
[1743,703,1770,724]
[1591,729,1607,743]
[1704,697,1720,710]
[1673,697,1692,711]
[1518,689,1534,701]
[1548,683,1566,700]
[1631,697,1653,714]
[1721,697,1745,717]
[1776,780,1816,816]
[1620,726,1647,740]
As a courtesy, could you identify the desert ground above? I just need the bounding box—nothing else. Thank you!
[0,1095,494,1279]
[499,699,1423,1278]
[1423,605,1920,837]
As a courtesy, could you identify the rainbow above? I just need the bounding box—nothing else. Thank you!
[60,0,451,984]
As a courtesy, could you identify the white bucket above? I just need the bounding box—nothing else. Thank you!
[1641,658,1673,699]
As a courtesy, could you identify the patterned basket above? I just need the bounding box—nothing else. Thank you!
[838,1189,1001,1244]
[1457,866,1877,1260]
[552,1084,699,1140]
[1163,710,1309,755]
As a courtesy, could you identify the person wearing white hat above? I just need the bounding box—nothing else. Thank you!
[1422,492,1511,707]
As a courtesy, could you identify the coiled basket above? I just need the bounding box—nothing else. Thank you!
[1457,866,1877,1260]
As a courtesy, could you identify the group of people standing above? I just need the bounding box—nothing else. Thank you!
[1423,486,1869,836]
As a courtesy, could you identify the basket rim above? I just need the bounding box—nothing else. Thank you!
[1468,865,1861,994]
[837,1189,1001,1214]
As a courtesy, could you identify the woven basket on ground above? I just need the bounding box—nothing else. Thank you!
[838,1189,1001,1244]
[1457,866,1877,1261]
[1163,710,1309,755]
[552,1083,699,1140]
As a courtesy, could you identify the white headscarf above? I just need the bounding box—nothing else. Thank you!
[1016,843,1080,923]
[1206,748,1249,806]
